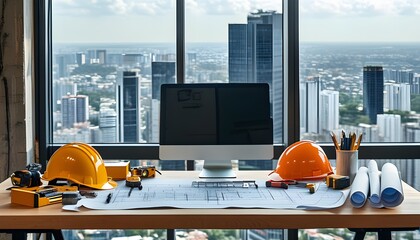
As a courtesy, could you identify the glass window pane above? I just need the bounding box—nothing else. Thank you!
[299,0,420,143]
[52,0,176,144]
[184,0,283,172]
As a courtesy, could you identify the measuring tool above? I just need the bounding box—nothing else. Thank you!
[131,165,161,178]
[126,176,143,197]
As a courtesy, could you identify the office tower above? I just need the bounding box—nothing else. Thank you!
[96,49,107,64]
[386,69,414,84]
[55,53,75,78]
[87,49,96,64]
[320,90,339,134]
[301,76,320,134]
[377,114,401,142]
[358,123,380,142]
[76,52,86,66]
[363,66,384,124]
[151,62,183,170]
[151,62,176,100]
[117,70,143,143]
[99,98,117,143]
[53,80,77,111]
[61,94,89,129]
[228,10,283,142]
[413,74,420,94]
[151,61,175,143]
[384,82,411,112]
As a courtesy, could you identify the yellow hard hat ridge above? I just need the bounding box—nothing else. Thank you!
[42,142,117,190]
[270,140,333,181]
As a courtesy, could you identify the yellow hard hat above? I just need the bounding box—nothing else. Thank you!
[42,142,117,190]
[269,140,333,181]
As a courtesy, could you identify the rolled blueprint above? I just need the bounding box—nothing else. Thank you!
[380,163,404,208]
[367,160,383,208]
[350,167,369,208]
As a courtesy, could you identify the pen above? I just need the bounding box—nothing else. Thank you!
[105,192,113,204]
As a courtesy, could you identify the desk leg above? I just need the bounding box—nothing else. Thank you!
[167,229,175,240]
[285,229,298,240]
[11,231,26,240]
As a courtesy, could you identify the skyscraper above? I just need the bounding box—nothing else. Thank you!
[228,10,283,142]
[320,90,339,134]
[117,70,142,143]
[61,94,89,129]
[151,62,176,100]
[363,66,384,124]
[151,61,176,143]
[301,76,320,134]
[151,62,183,170]
[384,81,411,112]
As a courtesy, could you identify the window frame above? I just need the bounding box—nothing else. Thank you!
[35,0,420,171]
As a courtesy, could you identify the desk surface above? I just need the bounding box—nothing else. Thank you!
[1,171,420,230]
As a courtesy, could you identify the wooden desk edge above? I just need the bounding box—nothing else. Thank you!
[0,171,419,230]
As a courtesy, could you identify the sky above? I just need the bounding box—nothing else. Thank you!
[53,0,420,43]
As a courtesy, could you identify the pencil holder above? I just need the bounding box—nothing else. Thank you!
[335,150,358,183]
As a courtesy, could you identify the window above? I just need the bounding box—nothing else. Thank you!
[35,0,420,239]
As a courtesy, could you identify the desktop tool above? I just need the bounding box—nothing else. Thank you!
[159,83,273,178]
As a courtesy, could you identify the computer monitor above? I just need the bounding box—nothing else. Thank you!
[159,83,273,178]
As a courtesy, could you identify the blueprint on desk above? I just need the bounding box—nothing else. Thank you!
[63,178,350,211]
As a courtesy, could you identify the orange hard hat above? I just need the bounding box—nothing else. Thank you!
[269,140,333,181]
[42,142,117,190]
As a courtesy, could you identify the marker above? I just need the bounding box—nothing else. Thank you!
[265,181,288,189]
[105,192,113,204]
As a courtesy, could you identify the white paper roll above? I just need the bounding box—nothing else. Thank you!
[380,163,404,208]
[350,166,369,208]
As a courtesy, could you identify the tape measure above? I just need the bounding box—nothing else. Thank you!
[131,165,161,178]
[10,163,42,188]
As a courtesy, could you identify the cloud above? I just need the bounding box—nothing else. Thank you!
[54,0,281,17]
[186,0,281,15]
[301,0,420,17]
[53,0,175,16]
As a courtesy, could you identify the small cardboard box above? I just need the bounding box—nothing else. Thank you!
[105,161,130,180]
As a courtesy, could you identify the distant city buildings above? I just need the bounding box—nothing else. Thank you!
[363,66,384,124]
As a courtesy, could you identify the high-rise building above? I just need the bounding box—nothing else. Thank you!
[151,61,175,143]
[320,90,339,134]
[228,10,282,142]
[76,52,86,66]
[96,49,107,64]
[117,70,143,143]
[99,98,117,143]
[363,66,384,124]
[384,81,411,112]
[151,62,176,100]
[377,114,401,142]
[413,74,420,94]
[301,76,320,134]
[151,62,184,170]
[61,94,89,129]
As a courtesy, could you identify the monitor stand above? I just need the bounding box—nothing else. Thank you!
[199,159,236,178]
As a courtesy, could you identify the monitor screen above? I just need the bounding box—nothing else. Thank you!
[159,83,273,178]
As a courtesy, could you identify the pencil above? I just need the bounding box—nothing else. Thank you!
[355,133,363,150]
[330,132,340,150]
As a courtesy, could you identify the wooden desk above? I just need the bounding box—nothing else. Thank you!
[0,171,420,231]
